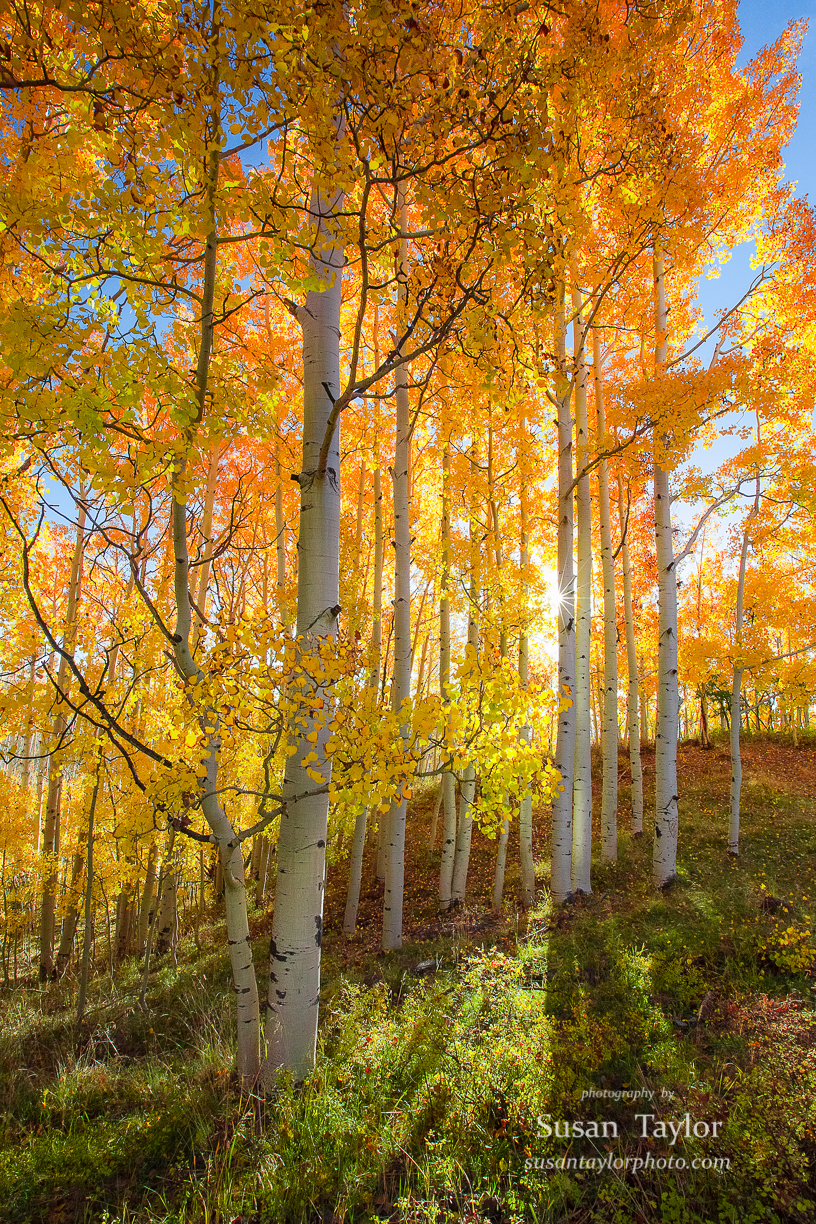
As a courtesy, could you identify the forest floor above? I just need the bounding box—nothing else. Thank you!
[3,733,816,1223]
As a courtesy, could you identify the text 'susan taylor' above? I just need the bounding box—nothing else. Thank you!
[536,1113,723,1143]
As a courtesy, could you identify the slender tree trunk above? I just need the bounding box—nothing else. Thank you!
[194,848,205,946]
[373,420,388,881]
[55,843,84,978]
[428,787,442,854]
[115,869,135,962]
[155,832,179,956]
[265,115,345,1084]
[39,500,86,980]
[489,417,512,911]
[438,425,457,910]
[343,805,368,936]
[552,278,575,903]
[699,686,711,748]
[653,245,679,888]
[518,449,535,908]
[618,479,643,834]
[255,836,271,908]
[20,653,36,796]
[76,765,101,1027]
[136,843,157,956]
[571,272,592,892]
[345,447,384,928]
[728,471,760,855]
[168,47,261,1085]
[594,326,618,861]
[382,188,412,952]
[190,439,228,650]
[451,437,480,905]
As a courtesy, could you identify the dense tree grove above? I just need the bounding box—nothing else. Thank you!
[0,0,814,1088]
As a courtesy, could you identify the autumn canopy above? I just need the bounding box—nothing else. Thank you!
[0,0,814,1088]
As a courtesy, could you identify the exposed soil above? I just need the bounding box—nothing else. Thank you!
[320,737,816,957]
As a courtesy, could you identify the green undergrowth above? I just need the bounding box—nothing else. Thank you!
[3,746,816,1222]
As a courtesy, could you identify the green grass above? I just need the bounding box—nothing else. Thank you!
[2,739,816,1222]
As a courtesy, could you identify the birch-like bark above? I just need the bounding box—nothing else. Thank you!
[552,279,575,903]
[57,598,132,978]
[639,653,649,743]
[136,843,157,956]
[167,42,261,1084]
[20,654,36,796]
[255,835,271,908]
[154,831,179,956]
[39,499,86,980]
[265,115,345,1084]
[190,439,227,649]
[451,439,480,905]
[115,873,134,962]
[571,274,592,893]
[438,428,457,910]
[343,455,380,935]
[372,454,388,881]
[55,844,84,977]
[728,471,761,854]
[517,443,535,908]
[653,245,679,887]
[76,762,101,1027]
[489,423,511,911]
[594,327,618,861]
[343,803,367,935]
[618,477,643,834]
[383,187,411,952]
[352,461,366,625]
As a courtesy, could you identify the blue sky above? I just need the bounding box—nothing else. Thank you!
[695,0,815,329]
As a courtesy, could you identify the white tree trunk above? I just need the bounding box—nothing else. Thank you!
[551,279,575,903]
[343,458,378,936]
[190,439,227,649]
[618,478,644,835]
[438,431,457,910]
[154,831,179,956]
[265,143,345,1083]
[20,653,36,796]
[728,472,760,855]
[382,190,412,952]
[452,441,480,905]
[452,765,476,904]
[372,451,388,884]
[518,469,535,907]
[594,326,618,862]
[571,274,592,893]
[652,245,679,887]
[76,761,101,1026]
[489,420,513,911]
[39,499,86,980]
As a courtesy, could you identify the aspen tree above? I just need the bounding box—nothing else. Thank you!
[489,415,511,911]
[652,244,679,887]
[76,755,102,1027]
[571,273,592,893]
[382,186,411,952]
[618,477,644,835]
[517,444,535,908]
[451,435,480,906]
[594,325,618,861]
[190,439,229,648]
[39,500,86,980]
[438,419,457,911]
[728,469,761,855]
[552,278,575,903]
[264,87,346,1082]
